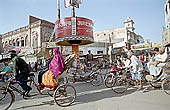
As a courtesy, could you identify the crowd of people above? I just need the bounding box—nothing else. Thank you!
[0,45,169,95]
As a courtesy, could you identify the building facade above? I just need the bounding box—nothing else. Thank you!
[1,16,144,57]
[1,16,55,54]
[163,0,170,46]
[93,17,144,49]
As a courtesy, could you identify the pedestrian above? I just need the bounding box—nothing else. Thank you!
[8,50,32,96]
[122,55,131,68]
[86,50,93,67]
[127,51,143,90]
[86,50,93,62]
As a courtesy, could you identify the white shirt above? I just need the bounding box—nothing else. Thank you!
[123,59,131,68]
[129,55,143,73]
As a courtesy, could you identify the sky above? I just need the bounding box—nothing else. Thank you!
[0,0,166,43]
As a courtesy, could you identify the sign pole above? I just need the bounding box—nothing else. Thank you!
[57,0,61,20]
[72,6,75,17]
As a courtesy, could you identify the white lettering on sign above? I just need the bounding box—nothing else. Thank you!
[72,17,77,35]
[77,21,93,27]
[56,19,93,28]
[56,21,72,28]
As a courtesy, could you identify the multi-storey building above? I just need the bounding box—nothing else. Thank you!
[93,17,144,49]
[1,16,55,53]
[162,0,170,46]
[1,16,55,62]
[1,16,144,58]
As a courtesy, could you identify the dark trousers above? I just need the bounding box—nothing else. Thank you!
[38,70,47,85]
[16,74,32,92]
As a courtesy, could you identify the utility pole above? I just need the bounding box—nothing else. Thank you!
[57,0,61,20]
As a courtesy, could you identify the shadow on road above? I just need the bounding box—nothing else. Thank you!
[10,100,55,110]
[75,87,137,105]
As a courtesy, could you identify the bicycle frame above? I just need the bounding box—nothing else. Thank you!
[5,80,25,96]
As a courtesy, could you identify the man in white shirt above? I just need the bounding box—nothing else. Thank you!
[127,51,143,89]
[148,47,168,80]
[122,55,131,68]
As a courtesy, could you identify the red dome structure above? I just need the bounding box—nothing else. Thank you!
[55,17,94,46]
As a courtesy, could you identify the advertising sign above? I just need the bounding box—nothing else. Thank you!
[55,17,93,38]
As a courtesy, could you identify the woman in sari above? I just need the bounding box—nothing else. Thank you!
[41,48,65,90]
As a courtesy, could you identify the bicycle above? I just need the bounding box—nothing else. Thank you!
[104,66,129,94]
[66,63,103,86]
[105,68,147,94]
[104,62,125,88]
[161,73,170,95]
[0,72,43,110]
[0,86,14,110]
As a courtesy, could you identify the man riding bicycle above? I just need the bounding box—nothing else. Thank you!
[8,50,32,96]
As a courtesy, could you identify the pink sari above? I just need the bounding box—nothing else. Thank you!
[49,48,65,78]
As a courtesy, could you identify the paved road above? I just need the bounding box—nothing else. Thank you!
[2,80,170,110]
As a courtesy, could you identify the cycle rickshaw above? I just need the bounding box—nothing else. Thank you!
[0,54,77,110]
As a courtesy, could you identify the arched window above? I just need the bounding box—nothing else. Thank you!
[12,39,15,46]
[32,31,38,48]
[21,37,24,47]
[2,42,4,48]
[44,32,51,42]
[25,35,28,46]
[16,38,20,46]
[5,41,8,46]
[9,40,12,45]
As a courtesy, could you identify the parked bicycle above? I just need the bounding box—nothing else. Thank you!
[66,64,103,86]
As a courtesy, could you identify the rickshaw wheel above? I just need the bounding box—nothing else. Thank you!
[53,84,76,107]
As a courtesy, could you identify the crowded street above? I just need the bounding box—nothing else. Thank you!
[1,0,170,110]
[1,80,169,110]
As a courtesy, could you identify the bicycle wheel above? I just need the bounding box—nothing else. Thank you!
[0,88,15,110]
[53,84,76,107]
[145,75,161,88]
[104,75,116,88]
[162,76,170,95]
[112,76,128,94]
[90,72,103,86]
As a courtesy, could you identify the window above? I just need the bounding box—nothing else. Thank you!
[12,40,15,46]
[25,35,28,46]
[9,40,12,45]
[21,37,24,47]
[5,41,8,45]
[79,51,83,55]
[16,38,20,46]
[97,51,103,54]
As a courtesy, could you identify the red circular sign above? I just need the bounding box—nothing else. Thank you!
[55,17,93,38]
